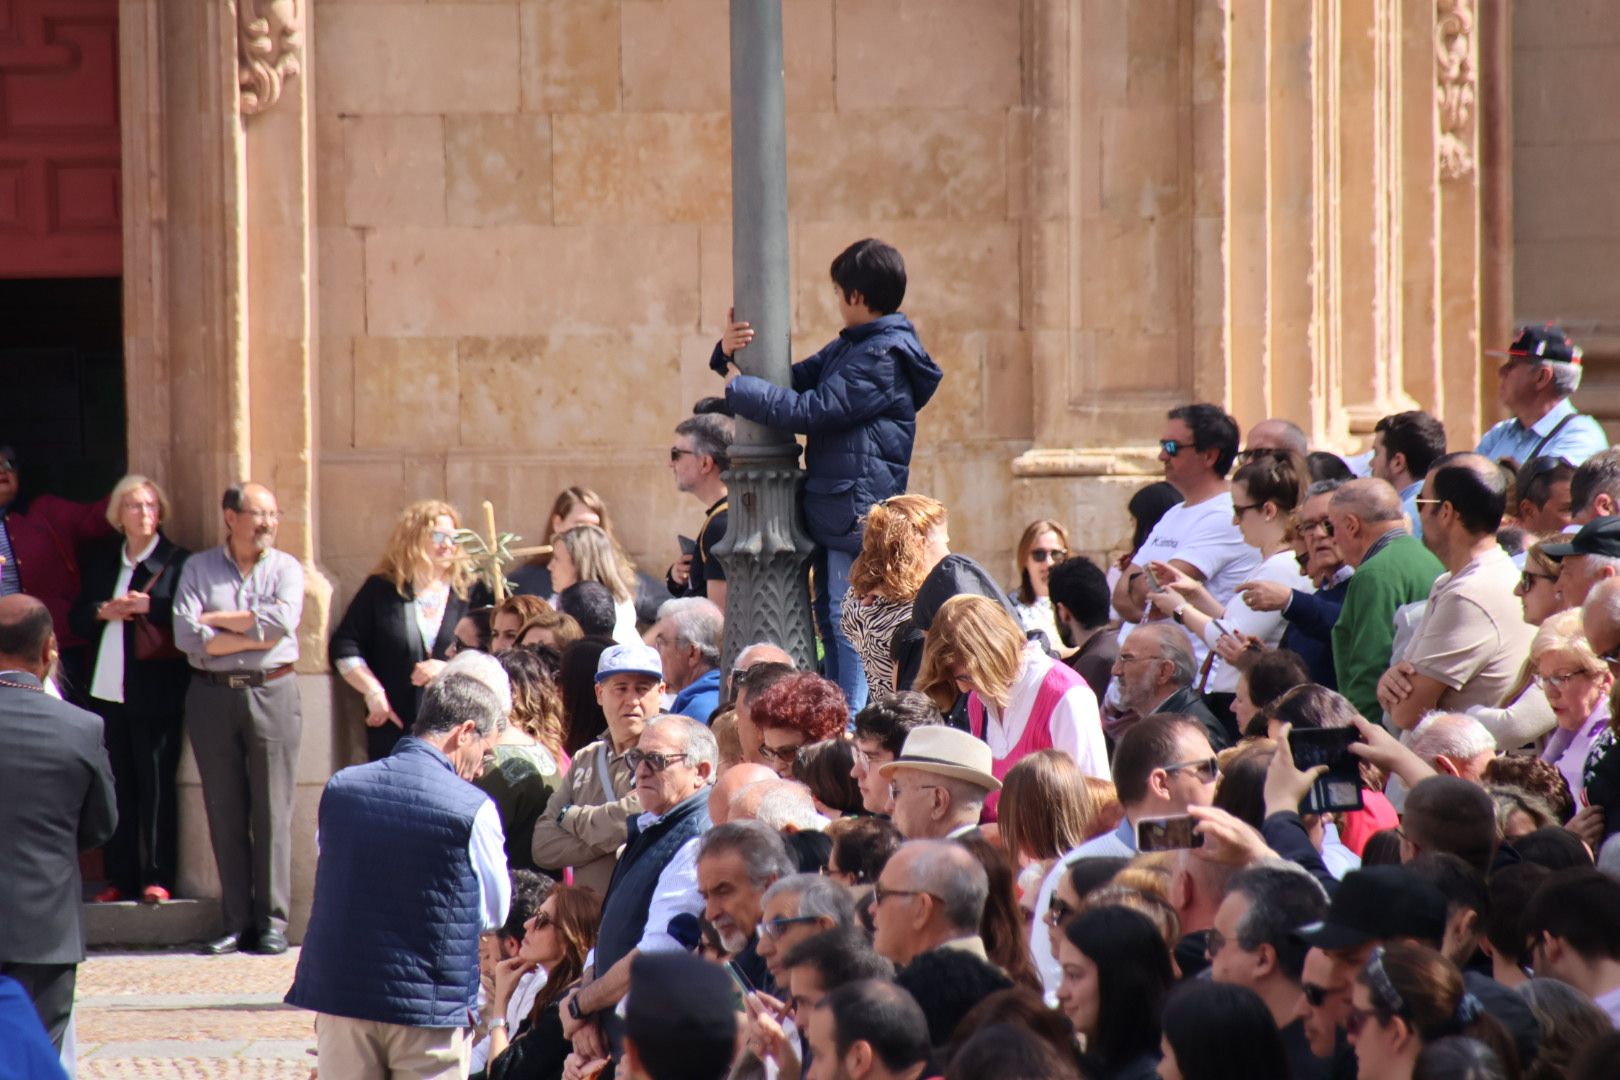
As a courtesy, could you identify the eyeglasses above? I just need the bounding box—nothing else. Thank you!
[1412,498,1445,510]
[1205,928,1227,958]
[821,864,861,883]
[758,742,803,765]
[1533,669,1594,692]
[1237,448,1288,464]
[1160,438,1191,456]
[446,638,481,658]
[1029,548,1069,564]
[625,749,689,773]
[430,530,455,545]
[889,782,941,802]
[670,447,699,462]
[1297,516,1336,537]
[235,509,283,522]
[1301,981,1351,1008]
[872,885,934,906]
[1517,571,1556,593]
[1043,897,1077,928]
[1163,756,1220,783]
[759,915,822,941]
[527,911,555,932]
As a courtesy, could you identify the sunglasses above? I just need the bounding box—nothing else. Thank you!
[1301,981,1350,1008]
[1163,756,1221,783]
[1029,548,1069,564]
[670,447,699,462]
[1160,438,1192,456]
[528,911,555,932]
[1517,571,1556,593]
[625,750,689,773]
[1043,897,1077,927]
[1205,928,1227,958]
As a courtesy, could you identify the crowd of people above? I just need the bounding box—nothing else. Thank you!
[6,240,1620,1080]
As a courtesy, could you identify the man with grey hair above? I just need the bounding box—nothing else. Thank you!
[666,411,734,610]
[286,673,511,1074]
[1407,712,1496,781]
[559,713,716,1059]
[1547,516,1620,609]
[1327,477,1443,721]
[756,874,857,985]
[1477,324,1607,469]
[1207,861,1330,1079]
[653,596,724,721]
[731,777,826,833]
[1568,449,1620,525]
[1112,623,1228,749]
[870,840,989,968]
[174,480,305,956]
[696,820,798,990]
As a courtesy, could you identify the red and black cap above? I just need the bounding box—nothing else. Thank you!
[1487,323,1582,367]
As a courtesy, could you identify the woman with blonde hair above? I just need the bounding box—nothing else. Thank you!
[918,595,1108,819]
[1529,608,1613,806]
[548,523,640,646]
[998,749,1106,869]
[841,494,951,702]
[330,499,472,761]
[1011,518,1071,651]
[70,474,191,902]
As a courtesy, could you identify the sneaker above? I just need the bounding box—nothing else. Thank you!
[141,884,171,903]
[92,886,125,903]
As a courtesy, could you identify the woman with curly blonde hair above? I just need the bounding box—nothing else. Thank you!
[330,500,472,760]
[841,494,951,701]
[917,595,1108,819]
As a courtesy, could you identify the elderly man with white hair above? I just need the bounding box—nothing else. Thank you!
[729,777,827,833]
[653,596,724,721]
[1406,712,1497,782]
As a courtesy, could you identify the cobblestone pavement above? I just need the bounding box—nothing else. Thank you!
[74,949,314,1079]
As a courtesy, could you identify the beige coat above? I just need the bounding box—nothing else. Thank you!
[530,737,639,896]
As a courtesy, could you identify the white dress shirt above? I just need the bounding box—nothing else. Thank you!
[635,828,706,954]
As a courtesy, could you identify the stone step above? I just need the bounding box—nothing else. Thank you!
[85,898,221,948]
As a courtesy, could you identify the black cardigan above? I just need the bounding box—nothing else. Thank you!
[67,533,192,713]
[329,574,468,729]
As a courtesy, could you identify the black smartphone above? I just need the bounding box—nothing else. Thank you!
[678,535,698,557]
[1137,815,1204,852]
[1289,726,1365,814]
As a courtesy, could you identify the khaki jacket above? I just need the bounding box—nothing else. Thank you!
[530,737,640,896]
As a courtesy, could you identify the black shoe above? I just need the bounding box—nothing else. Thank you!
[253,929,289,955]
[200,932,244,956]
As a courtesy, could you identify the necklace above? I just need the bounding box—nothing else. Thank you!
[0,670,42,693]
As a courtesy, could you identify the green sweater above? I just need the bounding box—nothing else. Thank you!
[1332,533,1445,721]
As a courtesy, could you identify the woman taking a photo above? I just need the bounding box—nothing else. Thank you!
[71,475,191,903]
[917,595,1108,816]
[487,885,602,1080]
[330,500,472,761]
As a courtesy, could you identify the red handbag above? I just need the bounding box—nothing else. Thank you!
[131,554,184,662]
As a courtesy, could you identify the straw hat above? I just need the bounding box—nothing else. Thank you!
[876,726,1001,791]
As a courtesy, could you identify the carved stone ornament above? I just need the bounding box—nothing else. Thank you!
[1435,0,1475,180]
[238,0,302,116]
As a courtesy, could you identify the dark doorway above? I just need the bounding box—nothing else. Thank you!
[0,277,127,498]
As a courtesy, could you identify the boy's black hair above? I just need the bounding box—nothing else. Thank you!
[830,238,907,315]
[1047,556,1111,631]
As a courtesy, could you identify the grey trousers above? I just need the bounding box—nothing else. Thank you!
[185,675,302,936]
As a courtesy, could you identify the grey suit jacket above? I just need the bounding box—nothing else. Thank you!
[0,673,118,965]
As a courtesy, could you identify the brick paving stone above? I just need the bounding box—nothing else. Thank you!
[79,1060,311,1080]
[77,1007,313,1042]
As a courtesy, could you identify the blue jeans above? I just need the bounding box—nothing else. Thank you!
[815,546,869,712]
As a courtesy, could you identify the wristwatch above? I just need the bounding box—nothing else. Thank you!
[1171,605,1188,625]
[568,993,588,1022]
[488,1017,507,1031]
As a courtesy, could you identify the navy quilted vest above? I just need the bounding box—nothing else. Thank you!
[285,737,490,1027]
[592,789,711,976]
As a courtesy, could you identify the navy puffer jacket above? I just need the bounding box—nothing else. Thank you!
[722,313,942,552]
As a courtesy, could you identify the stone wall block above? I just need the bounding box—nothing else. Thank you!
[834,0,1021,111]
[1027,0,1070,107]
[315,113,347,227]
[343,115,447,227]
[317,227,368,340]
[319,458,409,560]
[1515,145,1620,241]
[1099,106,1185,218]
[446,114,553,226]
[521,0,621,112]
[621,0,729,112]
[982,331,1035,441]
[552,113,731,224]
[352,336,462,449]
[366,225,702,336]
[457,333,688,450]
[315,5,521,114]
[1027,220,1070,330]
[786,111,1008,223]
[318,336,356,452]
[918,330,986,439]
[699,224,733,334]
[784,0,837,112]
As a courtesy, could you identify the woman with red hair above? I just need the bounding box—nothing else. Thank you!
[750,672,850,777]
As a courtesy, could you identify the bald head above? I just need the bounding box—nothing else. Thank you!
[710,763,777,825]
[1329,478,1407,565]
[736,642,794,670]
[0,595,55,676]
[1246,419,1309,455]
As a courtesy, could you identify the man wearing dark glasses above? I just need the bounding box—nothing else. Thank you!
[1477,325,1608,470]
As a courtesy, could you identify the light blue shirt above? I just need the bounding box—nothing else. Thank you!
[1401,480,1425,541]
[1476,397,1609,467]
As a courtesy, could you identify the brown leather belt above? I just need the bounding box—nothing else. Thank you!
[192,664,295,690]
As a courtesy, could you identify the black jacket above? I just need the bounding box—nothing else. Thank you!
[891,554,1020,691]
[67,533,192,713]
[1152,685,1231,751]
[329,574,468,729]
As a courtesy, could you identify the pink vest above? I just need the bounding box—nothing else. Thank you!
[967,659,1087,821]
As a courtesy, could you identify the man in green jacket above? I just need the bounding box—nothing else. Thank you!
[1327,479,1445,721]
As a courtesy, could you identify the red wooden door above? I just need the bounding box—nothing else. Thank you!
[0,0,120,279]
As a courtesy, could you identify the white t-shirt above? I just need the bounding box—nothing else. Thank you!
[1200,549,1311,693]
[1134,492,1261,666]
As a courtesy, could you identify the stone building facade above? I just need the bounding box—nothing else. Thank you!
[74,0,1618,935]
